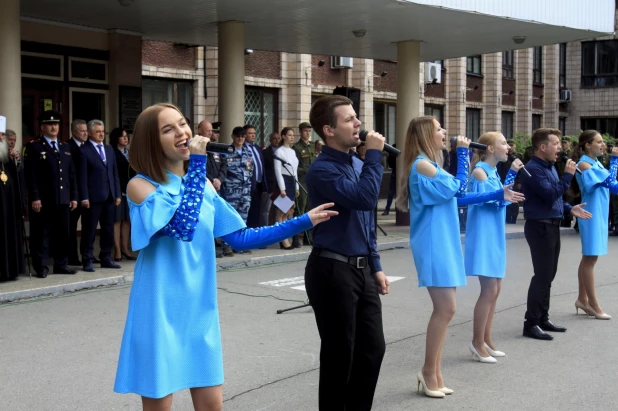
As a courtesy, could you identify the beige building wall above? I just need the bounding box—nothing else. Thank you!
[515,48,533,136]
[445,58,467,136]
[483,52,502,132]
[543,44,560,129]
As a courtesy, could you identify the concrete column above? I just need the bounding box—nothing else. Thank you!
[0,0,22,149]
[445,58,466,136]
[395,41,421,226]
[218,21,245,143]
[515,48,533,136]
[483,52,503,132]
[350,58,374,130]
[543,44,560,128]
[108,31,142,130]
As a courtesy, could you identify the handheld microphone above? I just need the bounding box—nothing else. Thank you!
[508,154,531,177]
[359,131,400,157]
[449,136,487,151]
[187,138,234,154]
[273,154,290,166]
[562,155,582,174]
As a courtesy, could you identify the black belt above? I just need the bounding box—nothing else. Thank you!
[536,219,562,226]
[312,248,368,269]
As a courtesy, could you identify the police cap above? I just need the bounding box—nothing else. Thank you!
[38,110,62,124]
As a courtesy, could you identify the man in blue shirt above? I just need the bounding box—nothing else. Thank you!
[304,95,389,410]
[520,128,591,341]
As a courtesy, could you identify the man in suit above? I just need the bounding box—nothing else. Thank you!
[24,110,79,278]
[67,119,88,265]
[77,119,122,272]
[244,124,268,228]
[262,132,280,226]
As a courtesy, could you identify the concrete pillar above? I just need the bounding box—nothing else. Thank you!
[0,0,22,149]
[218,21,245,143]
[515,48,533,136]
[108,31,142,130]
[483,52,502,132]
[445,58,466,136]
[395,41,421,226]
[350,58,374,130]
[543,44,560,128]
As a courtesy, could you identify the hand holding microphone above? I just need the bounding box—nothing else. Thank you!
[563,157,580,175]
[188,135,234,154]
[449,136,484,151]
[359,131,400,157]
[508,155,531,177]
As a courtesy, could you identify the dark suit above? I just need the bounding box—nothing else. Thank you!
[263,146,278,191]
[24,137,78,272]
[206,152,228,189]
[77,140,121,263]
[245,142,268,228]
[68,137,84,262]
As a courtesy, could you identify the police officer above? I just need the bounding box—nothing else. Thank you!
[220,126,253,256]
[292,121,317,246]
[24,110,78,278]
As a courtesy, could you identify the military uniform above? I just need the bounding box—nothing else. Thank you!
[221,147,253,222]
[556,149,571,176]
[24,111,78,277]
[292,138,317,215]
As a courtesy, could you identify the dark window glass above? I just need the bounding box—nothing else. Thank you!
[21,55,62,78]
[466,109,481,141]
[466,55,482,75]
[71,60,106,81]
[533,47,543,84]
[501,111,514,138]
[502,51,514,78]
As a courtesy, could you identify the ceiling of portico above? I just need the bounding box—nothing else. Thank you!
[20,0,615,61]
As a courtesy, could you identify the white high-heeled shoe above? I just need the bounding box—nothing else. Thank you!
[484,343,506,357]
[416,371,445,398]
[585,304,612,320]
[439,386,454,395]
[469,343,497,363]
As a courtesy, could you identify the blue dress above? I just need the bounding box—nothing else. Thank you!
[114,157,313,398]
[576,155,618,256]
[408,155,466,287]
[465,163,516,278]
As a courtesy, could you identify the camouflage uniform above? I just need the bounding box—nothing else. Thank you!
[292,139,317,214]
[221,147,253,222]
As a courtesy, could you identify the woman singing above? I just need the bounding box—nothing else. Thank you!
[465,132,524,363]
[572,130,618,320]
[397,116,523,398]
[113,103,337,411]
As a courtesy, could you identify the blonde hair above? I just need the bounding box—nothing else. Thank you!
[470,132,503,173]
[396,116,440,212]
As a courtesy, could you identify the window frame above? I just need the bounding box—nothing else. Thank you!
[581,40,618,88]
[502,51,514,79]
[533,46,543,85]
[466,108,481,141]
[466,55,482,75]
[559,43,567,88]
[501,111,514,139]
[142,78,194,123]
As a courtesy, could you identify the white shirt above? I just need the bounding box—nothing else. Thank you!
[274,146,299,191]
[71,137,83,147]
[89,139,107,162]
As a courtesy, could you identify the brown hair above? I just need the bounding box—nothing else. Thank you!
[470,132,503,173]
[396,116,439,212]
[531,128,562,150]
[571,129,601,162]
[309,95,353,142]
[129,103,186,184]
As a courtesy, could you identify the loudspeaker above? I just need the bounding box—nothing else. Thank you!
[333,87,361,119]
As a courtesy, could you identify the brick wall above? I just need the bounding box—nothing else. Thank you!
[502,78,516,106]
[532,84,544,110]
[312,55,346,86]
[245,50,281,79]
[142,40,195,70]
[466,75,483,102]
[374,60,397,93]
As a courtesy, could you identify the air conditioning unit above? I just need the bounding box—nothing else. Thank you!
[424,62,442,84]
[330,56,354,69]
[559,89,572,103]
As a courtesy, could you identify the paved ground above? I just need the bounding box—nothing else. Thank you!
[1,235,617,410]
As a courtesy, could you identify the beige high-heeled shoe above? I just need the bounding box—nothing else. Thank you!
[416,371,445,398]
[439,387,454,395]
[585,304,612,320]
[575,300,594,315]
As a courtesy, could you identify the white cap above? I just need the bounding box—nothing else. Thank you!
[0,116,6,133]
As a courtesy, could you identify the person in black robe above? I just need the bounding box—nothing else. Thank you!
[0,131,24,281]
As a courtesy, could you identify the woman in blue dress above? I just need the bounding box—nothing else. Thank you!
[465,132,524,363]
[397,117,524,398]
[113,103,337,410]
[572,130,618,320]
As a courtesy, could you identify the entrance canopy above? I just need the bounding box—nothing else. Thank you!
[21,0,614,61]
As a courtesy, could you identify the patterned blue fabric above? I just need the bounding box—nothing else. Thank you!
[454,147,470,197]
[222,214,312,250]
[602,156,618,193]
[161,154,207,241]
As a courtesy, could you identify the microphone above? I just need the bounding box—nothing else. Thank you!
[359,131,400,157]
[508,154,531,177]
[562,155,582,174]
[449,136,487,151]
[273,154,290,166]
[187,138,234,154]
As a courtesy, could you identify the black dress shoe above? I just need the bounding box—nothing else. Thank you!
[122,252,137,261]
[540,320,567,332]
[36,266,49,279]
[68,259,82,266]
[101,260,121,269]
[292,238,302,248]
[82,262,95,272]
[53,266,77,275]
[523,325,553,340]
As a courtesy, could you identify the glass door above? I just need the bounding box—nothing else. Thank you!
[69,88,108,139]
[21,87,61,144]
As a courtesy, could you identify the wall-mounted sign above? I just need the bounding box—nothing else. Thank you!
[119,86,141,133]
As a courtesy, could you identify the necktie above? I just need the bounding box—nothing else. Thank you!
[51,141,57,151]
[97,144,106,162]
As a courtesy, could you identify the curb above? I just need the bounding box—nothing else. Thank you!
[0,228,578,304]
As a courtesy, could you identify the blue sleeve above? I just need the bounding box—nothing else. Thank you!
[457,189,504,206]
[467,171,504,209]
[504,169,517,187]
[602,157,618,194]
[221,214,313,250]
[454,147,470,197]
[415,167,460,205]
[307,149,382,211]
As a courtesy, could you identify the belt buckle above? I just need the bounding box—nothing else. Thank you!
[356,257,367,269]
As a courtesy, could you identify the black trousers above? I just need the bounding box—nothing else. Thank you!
[247,183,264,228]
[81,198,115,262]
[524,220,561,327]
[505,202,519,224]
[305,253,385,411]
[30,204,70,271]
[68,205,82,262]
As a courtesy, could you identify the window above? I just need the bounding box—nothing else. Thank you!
[245,87,278,146]
[467,55,482,75]
[466,109,481,141]
[502,51,514,78]
[533,47,543,84]
[581,118,618,138]
[532,114,542,131]
[374,101,397,146]
[21,52,64,81]
[559,117,567,136]
[559,43,567,88]
[142,78,193,123]
[582,40,618,87]
[424,105,444,128]
[501,111,514,139]
[69,57,108,84]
